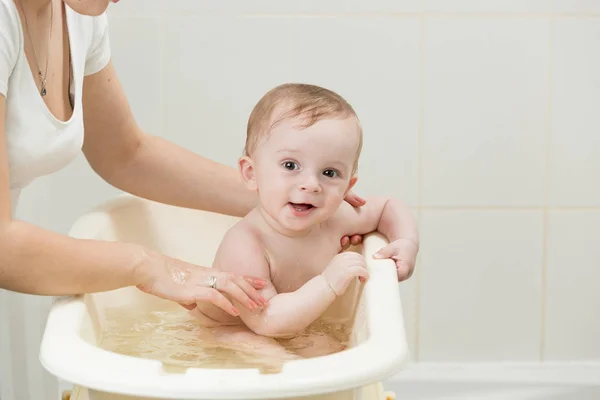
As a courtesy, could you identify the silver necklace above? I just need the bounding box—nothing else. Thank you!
[17,0,53,96]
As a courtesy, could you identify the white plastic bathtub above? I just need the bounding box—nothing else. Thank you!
[39,194,408,400]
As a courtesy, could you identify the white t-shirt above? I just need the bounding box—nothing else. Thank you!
[0,0,111,217]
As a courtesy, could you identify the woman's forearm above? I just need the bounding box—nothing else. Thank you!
[0,219,146,295]
[101,134,258,218]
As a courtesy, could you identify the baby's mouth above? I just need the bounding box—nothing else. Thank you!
[289,202,315,212]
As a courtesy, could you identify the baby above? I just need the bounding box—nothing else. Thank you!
[192,83,419,359]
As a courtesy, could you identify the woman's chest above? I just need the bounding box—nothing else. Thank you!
[4,81,84,189]
[2,3,94,191]
[4,36,84,189]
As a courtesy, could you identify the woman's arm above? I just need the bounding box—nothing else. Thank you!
[0,95,134,294]
[0,94,264,311]
[80,61,367,220]
[81,61,256,218]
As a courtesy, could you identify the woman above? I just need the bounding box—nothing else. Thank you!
[0,0,365,397]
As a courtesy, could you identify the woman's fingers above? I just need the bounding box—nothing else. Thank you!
[344,191,367,207]
[243,275,267,290]
[193,287,240,316]
[217,274,260,311]
[340,236,351,251]
[179,303,197,311]
[214,273,266,308]
[350,234,363,246]
[235,276,266,306]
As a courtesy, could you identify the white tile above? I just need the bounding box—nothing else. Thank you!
[548,19,600,207]
[545,211,600,360]
[418,210,543,361]
[107,0,423,18]
[106,18,162,135]
[292,17,421,207]
[424,0,600,13]
[422,17,549,207]
[548,0,600,13]
[163,16,295,167]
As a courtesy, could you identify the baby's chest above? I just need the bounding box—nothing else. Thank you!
[268,237,341,293]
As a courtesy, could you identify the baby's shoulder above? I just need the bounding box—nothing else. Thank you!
[215,219,267,264]
[322,201,356,233]
[212,220,272,277]
[221,219,262,248]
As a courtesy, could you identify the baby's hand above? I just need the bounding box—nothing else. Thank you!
[373,238,418,281]
[322,252,369,296]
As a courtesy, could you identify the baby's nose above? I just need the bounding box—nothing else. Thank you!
[299,176,321,193]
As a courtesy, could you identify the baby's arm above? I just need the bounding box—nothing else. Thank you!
[214,228,366,338]
[332,196,419,279]
[334,196,417,244]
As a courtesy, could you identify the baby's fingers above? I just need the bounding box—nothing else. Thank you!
[373,244,397,260]
[350,266,370,283]
[396,259,414,281]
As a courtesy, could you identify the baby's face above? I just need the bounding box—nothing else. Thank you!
[249,115,361,235]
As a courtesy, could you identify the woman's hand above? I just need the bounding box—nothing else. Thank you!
[135,250,266,316]
[344,190,366,208]
[340,190,366,251]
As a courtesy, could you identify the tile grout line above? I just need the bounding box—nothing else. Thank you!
[414,12,600,18]
[414,14,425,363]
[106,12,600,19]
[541,203,549,361]
[540,16,554,363]
[416,206,600,211]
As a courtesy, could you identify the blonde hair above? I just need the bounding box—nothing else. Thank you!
[244,83,363,174]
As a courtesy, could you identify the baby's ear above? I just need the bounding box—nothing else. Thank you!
[238,156,258,190]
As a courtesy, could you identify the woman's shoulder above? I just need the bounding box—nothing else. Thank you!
[64,7,109,42]
[0,0,21,39]
[63,7,111,75]
[0,0,22,95]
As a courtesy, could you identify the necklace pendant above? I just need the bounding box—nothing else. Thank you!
[41,87,47,96]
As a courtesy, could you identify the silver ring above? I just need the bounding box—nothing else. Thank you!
[208,275,217,289]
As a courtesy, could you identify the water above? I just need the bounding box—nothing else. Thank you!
[99,305,352,374]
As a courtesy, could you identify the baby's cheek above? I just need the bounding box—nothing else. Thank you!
[260,186,286,211]
[324,196,345,214]
[336,187,347,199]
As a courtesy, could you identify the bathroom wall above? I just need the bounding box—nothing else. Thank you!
[6,0,600,398]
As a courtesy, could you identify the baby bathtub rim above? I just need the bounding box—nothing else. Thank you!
[39,194,409,399]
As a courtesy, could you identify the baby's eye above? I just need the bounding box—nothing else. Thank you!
[283,161,298,170]
[323,169,338,178]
